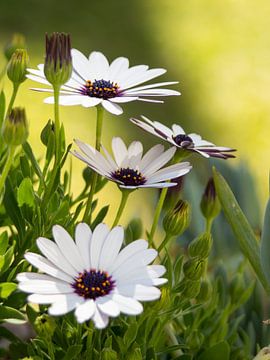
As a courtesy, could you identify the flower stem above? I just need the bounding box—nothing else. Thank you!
[206,218,213,233]
[0,145,16,195]
[148,187,168,247]
[6,83,19,116]
[83,105,104,223]
[112,190,131,227]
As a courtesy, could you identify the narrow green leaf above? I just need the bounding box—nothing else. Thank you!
[22,142,44,183]
[260,197,270,286]
[0,231,9,255]
[63,345,83,360]
[213,168,270,293]
[0,305,25,321]
[198,341,230,360]
[91,205,109,229]
[0,282,17,298]
[0,91,5,127]
[17,177,35,208]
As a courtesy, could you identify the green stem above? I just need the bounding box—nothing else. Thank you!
[112,190,131,227]
[206,218,213,233]
[6,83,19,116]
[148,187,168,247]
[0,145,16,194]
[83,105,104,223]
[158,233,173,252]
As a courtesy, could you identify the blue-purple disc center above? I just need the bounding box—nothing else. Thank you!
[173,134,194,148]
[81,79,120,99]
[72,269,115,299]
[112,168,146,187]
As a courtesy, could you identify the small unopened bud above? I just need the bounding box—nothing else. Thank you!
[2,107,28,146]
[163,200,191,236]
[200,178,221,220]
[181,279,201,299]
[188,232,213,259]
[183,258,206,280]
[7,49,29,85]
[34,314,56,339]
[40,119,55,146]
[4,33,26,60]
[196,280,212,302]
[44,32,72,87]
[254,347,270,360]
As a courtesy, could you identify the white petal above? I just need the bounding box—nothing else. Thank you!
[27,68,45,77]
[147,265,166,278]
[75,299,96,323]
[44,95,84,106]
[146,162,192,183]
[122,68,167,90]
[90,223,110,269]
[97,296,120,317]
[152,278,168,285]
[88,51,109,79]
[107,240,148,273]
[100,145,118,170]
[172,124,185,135]
[92,307,109,329]
[139,144,165,172]
[81,97,103,108]
[109,96,138,103]
[127,89,180,97]
[27,293,73,304]
[26,74,51,86]
[102,100,123,115]
[112,294,143,315]
[71,49,91,80]
[130,118,168,141]
[118,284,161,301]
[24,252,73,283]
[71,150,109,177]
[109,57,129,81]
[127,141,143,169]
[137,98,164,103]
[18,279,73,294]
[111,137,128,167]
[52,225,85,273]
[124,81,178,93]
[48,294,84,315]
[75,223,92,269]
[118,65,149,87]
[136,182,177,188]
[143,147,176,177]
[17,272,56,282]
[99,226,124,270]
[37,237,77,277]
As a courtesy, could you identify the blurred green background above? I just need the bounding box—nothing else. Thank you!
[0,0,269,228]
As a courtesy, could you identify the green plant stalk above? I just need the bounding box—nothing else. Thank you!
[6,83,19,116]
[158,233,173,252]
[0,145,16,194]
[206,218,213,233]
[83,105,104,223]
[149,187,168,247]
[112,190,131,227]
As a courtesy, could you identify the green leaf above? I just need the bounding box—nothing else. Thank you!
[0,305,25,321]
[213,168,270,293]
[123,322,138,349]
[22,142,44,183]
[0,91,5,127]
[260,197,270,286]
[101,348,118,360]
[0,244,14,273]
[17,177,35,208]
[0,282,17,298]
[0,231,9,255]
[63,345,83,360]
[198,341,230,360]
[91,205,109,229]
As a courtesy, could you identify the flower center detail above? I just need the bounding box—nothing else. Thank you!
[81,79,120,99]
[72,269,115,300]
[112,168,146,186]
[173,134,194,148]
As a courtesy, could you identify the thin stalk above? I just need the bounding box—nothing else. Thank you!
[83,105,104,223]
[6,83,19,116]
[112,190,131,227]
[0,145,16,194]
[148,187,168,247]
[158,233,173,252]
[206,218,213,233]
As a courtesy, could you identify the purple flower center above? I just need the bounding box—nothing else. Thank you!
[173,134,194,148]
[81,79,120,99]
[72,269,115,300]
[112,168,146,186]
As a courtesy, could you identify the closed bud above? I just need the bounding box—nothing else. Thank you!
[44,32,72,87]
[40,119,55,146]
[4,33,26,60]
[34,314,56,339]
[2,107,28,146]
[196,280,212,302]
[200,178,221,220]
[183,258,206,280]
[188,232,213,259]
[254,347,270,360]
[7,49,29,85]
[163,200,191,236]
[181,279,201,299]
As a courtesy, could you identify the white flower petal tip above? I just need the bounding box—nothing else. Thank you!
[17,223,166,328]
[27,49,180,114]
[130,116,237,160]
[72,137,191,189]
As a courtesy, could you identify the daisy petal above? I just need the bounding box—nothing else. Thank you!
[102,100,123,115]
[111,137,128,167]
[143,147,176,177]
[112,294,143,315]
[88,51,109,79]
[49,294,84,315]
[90,223,110,269]
[118,284,161,301]
[75,299,96,323]
[92,307,109,329]
[109,57,129,81]
[71,49,91,80]
[122,68,167,90]
[109,96,138,103]
[97,296,120,317]
[75,223,92,269]
[99,226,124,270]
[18,279,72,294]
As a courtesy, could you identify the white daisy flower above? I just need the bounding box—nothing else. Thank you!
[26,49,180,115]
[71,137,192,189]
[131,116,236,159]
[17,223,167,329]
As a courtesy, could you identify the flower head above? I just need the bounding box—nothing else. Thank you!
[131,116,236,159]
[71,137,192,189]
[27,49,180,115]
[17,223,167,328]
[7,48,29,85]
[2,107,29,146]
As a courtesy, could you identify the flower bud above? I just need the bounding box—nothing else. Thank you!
[4,33,26,60]
[183,258,206,280]
[2,107,28,146]
[163,200,191,236]
[254,347,270,360]
[44,32,72,87]
[181,279,201,299]
[7,49,29,85]
[200,178,221,220]
[34,314,56,339]
[188,232,213,259]
[196,280,212,302]
[40,119,55,146]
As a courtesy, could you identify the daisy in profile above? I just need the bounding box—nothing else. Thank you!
[17,223,167,328]
[26,49,180,115]
[131,116,236,159]
[71,137,192,189]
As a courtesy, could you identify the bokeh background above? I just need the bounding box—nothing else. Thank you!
[0,0,269,230]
